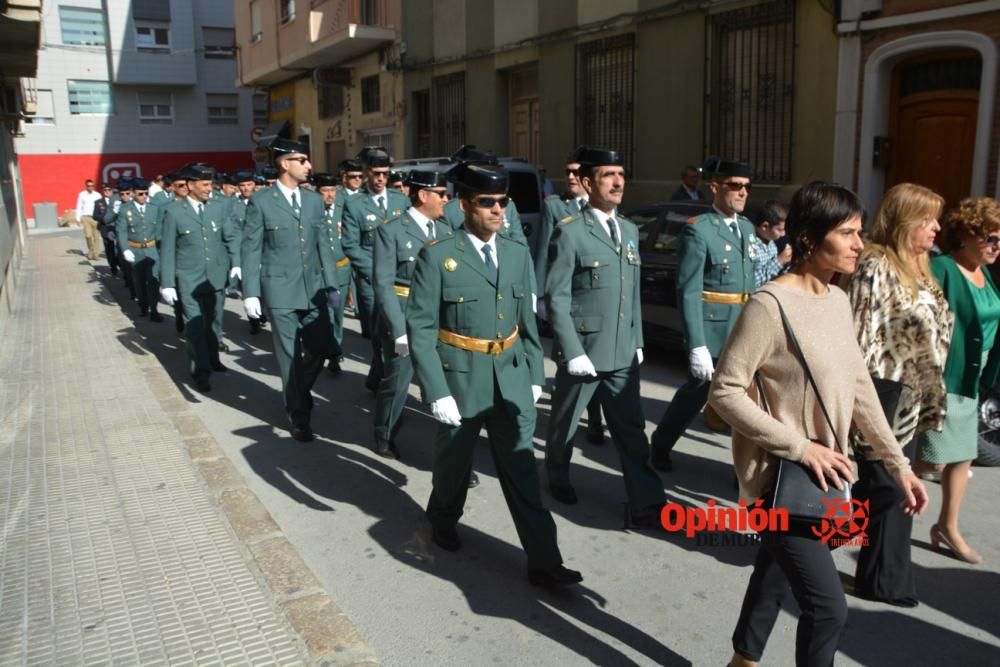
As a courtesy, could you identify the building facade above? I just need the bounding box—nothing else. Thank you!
[833,0,1000,212]
[17,0,260,219]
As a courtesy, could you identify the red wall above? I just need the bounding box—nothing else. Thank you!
[19,151,255,219]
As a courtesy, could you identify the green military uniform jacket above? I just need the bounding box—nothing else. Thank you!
[321,204,352,289]
[545,207,643,372]
[241,187,337,310]
[373,210,455,341]
[159,198,240,293]
[676,210,757,356]
[102,194,126,229]
[341,188,409,282]
[151,190,172,207]
[407,232,544,418]
[328,185,361,225]
[536,193,582,294]
[116,199,164,253]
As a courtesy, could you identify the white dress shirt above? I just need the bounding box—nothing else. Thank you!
[465,231,499,269]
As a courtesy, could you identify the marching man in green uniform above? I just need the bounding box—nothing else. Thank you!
[229,169,269,335]
[440,147,528,250]
[313,172,351,373]
[407,164,582,587]
[543,147,665,526]
[537,145,606,444]
[650,158,756,472]
[371,170,455,460]
[342,148,409,391]
[159,163,242,393]
[241,139,340,442]
[116,178,164,322]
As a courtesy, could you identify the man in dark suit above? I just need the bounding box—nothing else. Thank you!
[669,165,709,202]
[241,140,339,442]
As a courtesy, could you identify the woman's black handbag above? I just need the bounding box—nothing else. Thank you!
[871,376,903,426]
[756,291,851,522]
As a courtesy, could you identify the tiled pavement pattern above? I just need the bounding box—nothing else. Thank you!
[0,233,312,666]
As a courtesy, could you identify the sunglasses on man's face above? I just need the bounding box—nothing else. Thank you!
[285,156,309,165]
[720,181,752,193]
[134,191,149,196]
[565,168,580,177]
[472,196,510,209]
[981,234,1000,246]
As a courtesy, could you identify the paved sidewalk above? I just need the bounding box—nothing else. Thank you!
[0,231,373,666]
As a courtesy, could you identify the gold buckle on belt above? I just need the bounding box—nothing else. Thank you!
[128,240,155,248]
[438,326,519,356]
[394,285,410,297]
[336,257,350,268]
[702,290,750,305]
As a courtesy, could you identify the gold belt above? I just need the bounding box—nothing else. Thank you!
[394,285,410,297]
[702,290,750,305]
[336,257,350,268]
[438,326,519,357]
[128,240,156,248]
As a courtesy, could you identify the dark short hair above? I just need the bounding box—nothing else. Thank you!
[681,165,699,178]
[755,200,789,228]
[785,182,864,261]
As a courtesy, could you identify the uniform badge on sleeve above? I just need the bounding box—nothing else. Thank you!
[444,258,458,272]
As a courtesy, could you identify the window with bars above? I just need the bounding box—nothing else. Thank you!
[361,75,380,114]
[432,72,465,155]
[59,6,106,46]
[138,91,172,123]
[68,80,112,114]
[576,34,635,174]
[318,85,344,118]
[207,93,239,124]
[253,93,268,125]
[203,27,235,58]
[705,0,795,183]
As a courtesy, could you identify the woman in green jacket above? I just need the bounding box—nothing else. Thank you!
[922,196,1000,564]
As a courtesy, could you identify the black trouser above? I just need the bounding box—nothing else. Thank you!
[650,372,711,453]
[732,527,848,666]
[852,440,916,602]
[102,236,120,275]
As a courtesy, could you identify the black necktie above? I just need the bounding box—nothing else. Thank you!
[729,220,740,239]
[482,244,497,281]
[426,222,435,240]
[607,217,619,248]
[291,192,300,217]
[197,202,203,218]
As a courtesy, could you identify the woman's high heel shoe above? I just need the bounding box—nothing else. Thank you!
[930,524,983,564]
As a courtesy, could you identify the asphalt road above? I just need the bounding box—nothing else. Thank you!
[100,267,1000,667]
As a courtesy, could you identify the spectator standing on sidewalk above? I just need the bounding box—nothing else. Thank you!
[76,179,103,260]
[669,165,709,202]
[751,200,790,289]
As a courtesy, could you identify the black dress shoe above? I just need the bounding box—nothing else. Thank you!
[140,306,149,317]
[210,361,229,372]
[175,317,185,334]
[365,378,379,393]
[193,378,211,393]
[291,425,314,442]
[374,435,398,459]
[249,319,261,335]
[218,343,230,353]
[259,313,268,324]
[467,471,480,488]
[651,447,673,472]
[150,313,163,323]
[548,483,578,505]
[431,526,461,552]
[327,357,342,374]
[586,421,605,444]
[630,503,666,530]
[528,564,583,588]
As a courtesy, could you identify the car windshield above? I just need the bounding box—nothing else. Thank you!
[507,171,540,214]
[654,211,696,251]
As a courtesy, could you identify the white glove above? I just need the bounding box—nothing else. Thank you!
[229,266,242,280]
[532,385,543,404]
[122,249,136,263]
[689,346,715,382]
[636,348,644,365]
[567,354,598,377]
[430,395,462,426]
[160,287,177,306]
[536,298,548,321]
[531,293,538,314]
[244,297,262,320]
[394,335,409,357]
[113,200,121,213]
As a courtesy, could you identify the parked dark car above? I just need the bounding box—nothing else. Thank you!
[626,201,714,348]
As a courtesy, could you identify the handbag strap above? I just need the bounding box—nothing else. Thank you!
[757,290,843,450]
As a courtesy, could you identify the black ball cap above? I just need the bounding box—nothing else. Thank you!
[575,146,624,168]
[450,144,497,165]
[405,170,448,189]
[101,182,113,189]
[454,164,508,195]
[357,146,391,168]
[260,165,279,179]
[339,158,363,172]
[131,177,150,190]
[253,175,266,185]
[702,156,752,178]
[116,177,134,191]
[270,138,309,157]
[389,170,404,184]
[312,172,338,187]
[567,145,591,164]
[180,162,215,181]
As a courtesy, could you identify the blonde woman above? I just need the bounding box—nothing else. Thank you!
[920,197,1000,564]
[844,183,952,606]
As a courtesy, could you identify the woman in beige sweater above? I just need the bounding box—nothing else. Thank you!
[709,182,928,667]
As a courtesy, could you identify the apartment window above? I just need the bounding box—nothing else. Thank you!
[136,21,170,51]
[203,27,235,59]
[576,33,635,174]
[59,6,106,46]
[361,75,380,114]
[318,85,344,119]
[250,0,263,42]
[67,80,112,114]
[280,0,296,24]
[706,0,795,182]
[360,0,383,26]
[137,91,172,123]
[432,72,465,155]
[25,89,55,125]
[207,93,239,124]
[253,93,268,125]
